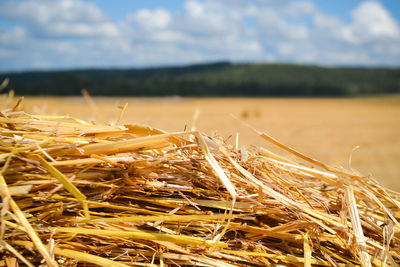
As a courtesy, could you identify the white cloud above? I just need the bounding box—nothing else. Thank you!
[0,0,118,38]
[257,0,400,65]
[285,1,315,16]
[314,1,400,44]
[129,9,172,30]
[185,0,205,17]
[0,0,400,71]
[0,26,27,47]
[178,0,243,37]
[350,1,400,42]
[121,0,263,63]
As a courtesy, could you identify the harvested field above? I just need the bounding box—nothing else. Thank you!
[0,96,399,266]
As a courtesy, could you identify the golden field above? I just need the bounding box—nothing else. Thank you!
[8,96,400,191]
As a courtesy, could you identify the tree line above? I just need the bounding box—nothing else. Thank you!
[1,62,399,96]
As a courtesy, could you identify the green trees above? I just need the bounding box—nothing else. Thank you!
[1,63,399,96]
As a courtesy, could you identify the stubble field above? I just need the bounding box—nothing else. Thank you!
[9,96,400,191]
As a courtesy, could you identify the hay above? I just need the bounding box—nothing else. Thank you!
[0,103,399,266]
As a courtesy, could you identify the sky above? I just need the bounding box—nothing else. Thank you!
[0,0,400,72]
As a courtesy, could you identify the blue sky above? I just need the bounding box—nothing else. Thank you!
[0,0,400,71]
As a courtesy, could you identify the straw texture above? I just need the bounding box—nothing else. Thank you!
[0,106,399,266]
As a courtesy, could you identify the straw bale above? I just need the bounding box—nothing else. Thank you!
[0,105,399,266]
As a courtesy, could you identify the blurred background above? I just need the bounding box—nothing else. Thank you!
[0,0,399,190]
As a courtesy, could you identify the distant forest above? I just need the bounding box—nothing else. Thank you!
[1,62,400,96]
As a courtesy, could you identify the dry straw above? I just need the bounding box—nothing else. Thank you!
[0,97,399,266]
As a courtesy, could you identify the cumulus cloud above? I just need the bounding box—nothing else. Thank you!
[0,0,399,71]
[121,0,263,64]
[284,1,316,16]
[128,9,172,30]
[0,0,118,38]
[309,1,400,65]
[349,1,399,42]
